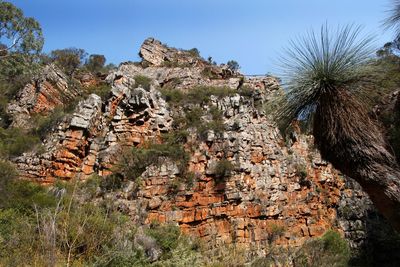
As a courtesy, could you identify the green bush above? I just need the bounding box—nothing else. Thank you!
[134,75,152,90]
[187,86,236,104]
[100,174,124,192]
[213,159,234,181]
[296,163,308,180]
[0,179,56,214]
[0,127,41,158]
[31,107,65,140]
[0,160,17,184]
[81,174,101,198]
[226,60,240,71]
[0,178,137,266]
[267,223,286,244]
[0,209,38,265]
[146,223,182,258]
[238,85,253,97]
[185,107,204,128]
[161,130,189,145]
[85,83,111,100]
[201,66,219,79]
[115,142,190,181]
[161,86,236,106]
[293,230,350,267]
[187,48,200,57]
[160,87,185,105]
[209,106,223,120]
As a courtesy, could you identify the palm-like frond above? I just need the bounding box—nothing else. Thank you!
[274,24,400,232]
[383,0,400,40]
[275,24,375,131]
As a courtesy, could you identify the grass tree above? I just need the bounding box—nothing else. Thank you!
[383,0,400,41]
[275,24,400,231]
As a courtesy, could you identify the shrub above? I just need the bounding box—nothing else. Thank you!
[161,130,189,145]
[100,174,124,192]
[209,106,223,121]
[0,160,17,182]
[185,107,204,128]
[293,230,350,267]
[187,48,200,58]
[146,224,181,258]
[226,60,240,71]
[31,107,65,140]
[0,161,18,202]
[81,174,101,198]
[197,121,226,141]
[0,209,38,265]
[267,222,286,244]
[0,177,139,266]
[160,87,185,105]
[213,159,234,181]
[0,179,56,213]
[201,66,219,79]
[238,85,253,97]
[0,127,41,158]
[56,202,117,263]
[295,163,308,180]
[115,142,189,181]
[134,75,152,90]
[161,86,236,106]
[85,83,111,100]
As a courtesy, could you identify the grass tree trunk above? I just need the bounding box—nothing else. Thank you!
[314,89,400,231]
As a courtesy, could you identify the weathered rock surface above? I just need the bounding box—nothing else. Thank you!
[139,38,203,67]
[12,38,375,259]
[7,64,79,129]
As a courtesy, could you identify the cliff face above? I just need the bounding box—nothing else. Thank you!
[12,38,374,256]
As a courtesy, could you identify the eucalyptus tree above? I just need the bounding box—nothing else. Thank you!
[50,48,87,76]
[0,1,44,58]
[275,25,400,231]
[0,0,44,85]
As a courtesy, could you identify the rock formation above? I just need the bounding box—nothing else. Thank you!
[11,38,376,259]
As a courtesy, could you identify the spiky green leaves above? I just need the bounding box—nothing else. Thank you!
[275,24,375,131]
[383,0,400,41]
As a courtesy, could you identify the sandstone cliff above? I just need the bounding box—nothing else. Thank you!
[10,38,377,260]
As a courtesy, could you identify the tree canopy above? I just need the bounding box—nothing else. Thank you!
[85,54,106,72]
[0,1,44,57]
[50,48,87,75]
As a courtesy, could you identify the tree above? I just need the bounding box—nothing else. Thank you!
[275,24,400,232]
[85,54,106,73]
[0,1,44,83]
[0,1,44,57]
[226,60,240,71]
[50,48,87,76]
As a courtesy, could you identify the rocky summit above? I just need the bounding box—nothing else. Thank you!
[7,38,384,261]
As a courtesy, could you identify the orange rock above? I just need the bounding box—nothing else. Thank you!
[308,224,327,237]
[181,211,195,223]
[251,151,264,164]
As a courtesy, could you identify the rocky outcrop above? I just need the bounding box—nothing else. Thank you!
[139,38,203,67]
[7,64,80,129]
[100,93,372,256]
[12,38,375,259]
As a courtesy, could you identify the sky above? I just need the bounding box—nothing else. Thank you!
[8,0,395,75]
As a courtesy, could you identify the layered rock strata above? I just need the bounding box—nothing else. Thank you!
[11,38,373,256]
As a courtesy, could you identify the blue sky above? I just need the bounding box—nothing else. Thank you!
[9,0,395,74]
